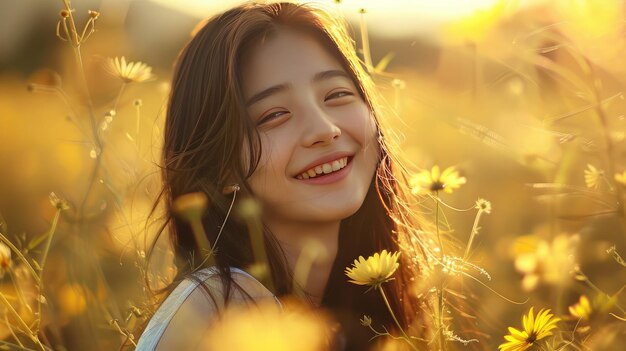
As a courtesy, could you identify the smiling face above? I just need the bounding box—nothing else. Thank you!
[240,29,379,226]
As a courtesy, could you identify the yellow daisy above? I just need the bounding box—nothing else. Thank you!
[345,250,400,288]
[202,301,328,351]
[410,165,466,195]
[105,56,154,83]
[614,170,626,186]
[569,295,592,321]
[583,164,603,189]
[499,307,561,351]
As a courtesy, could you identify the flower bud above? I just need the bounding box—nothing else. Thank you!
[172,192,209,222]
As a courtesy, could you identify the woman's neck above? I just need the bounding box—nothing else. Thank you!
[264,217,340,307]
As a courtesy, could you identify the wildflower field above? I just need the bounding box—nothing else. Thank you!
[1,0,626,350]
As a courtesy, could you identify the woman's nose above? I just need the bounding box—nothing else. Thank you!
[300,104,341,147]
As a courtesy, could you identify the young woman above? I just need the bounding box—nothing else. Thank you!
[135,2,434,350]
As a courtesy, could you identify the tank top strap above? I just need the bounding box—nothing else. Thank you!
[227,266,283,309]
[135,266,281,350]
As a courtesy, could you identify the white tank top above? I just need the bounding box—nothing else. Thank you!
[135,266,281,350]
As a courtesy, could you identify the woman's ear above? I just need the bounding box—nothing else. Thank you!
[220,170,244,195]
[222,184,240,195]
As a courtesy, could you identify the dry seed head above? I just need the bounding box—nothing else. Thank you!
[0,243,12,278]
[88,10,100,19]
[391,78,406,89]
[475,198,492,214]
[133,99,143,107]
[60,9,70,18]
[29,69,63,89]
[49,192,70,210]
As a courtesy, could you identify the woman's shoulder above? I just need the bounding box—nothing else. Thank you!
[135,266,280,351]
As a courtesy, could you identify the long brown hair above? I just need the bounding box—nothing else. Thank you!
[143,2,435,349]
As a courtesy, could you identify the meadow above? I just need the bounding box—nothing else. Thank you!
[0,0,625,350]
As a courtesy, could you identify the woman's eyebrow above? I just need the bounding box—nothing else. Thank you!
[245,69,351,107]
[312,69,351,83]
[246,84,288,107]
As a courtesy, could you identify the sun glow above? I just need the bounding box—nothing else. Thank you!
[148,0,528,37]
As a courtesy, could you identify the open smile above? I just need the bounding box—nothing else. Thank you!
[294,156,354,185]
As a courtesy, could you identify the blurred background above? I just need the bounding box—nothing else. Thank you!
[1,0,626,350]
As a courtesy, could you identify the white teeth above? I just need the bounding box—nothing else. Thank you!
[298,156,349,180]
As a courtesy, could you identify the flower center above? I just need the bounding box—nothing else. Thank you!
[430,181,445,191]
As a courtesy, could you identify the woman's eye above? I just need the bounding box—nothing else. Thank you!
[258,111,288,125]
[325,91,353,101]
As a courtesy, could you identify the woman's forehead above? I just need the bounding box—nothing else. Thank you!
[240,29,347,99]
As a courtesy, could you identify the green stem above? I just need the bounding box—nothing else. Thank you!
[39,209,61,278]
[190,218,215,267]
[245,215,275,293]
[8,268,29,310]
[0,234,40,285]
[462,210,483,261]
[135,102,141,136]
[435,192,444,260]
[359,10,373,72]
[584,57,626,233]
[434,192,446,351]
[0,293,45,351]
[34,207,62,333]
[4,313,25,348]
[0,340,38,351]
[379,287,419,351]
[61,1,102,219]
[113,83,126,113]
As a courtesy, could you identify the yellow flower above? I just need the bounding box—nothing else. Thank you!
[615,171,626,186]
[410,165,466,195]
[583,164,603,189]
[202,300,329,351]
[499,307,561,351]
[172,192,208,222]
[345,250,400,288]
[105,56,154,83]
[0,242,12,278]
[569,295,592,321]
[58,284,87,318]
[514,234,578,291]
